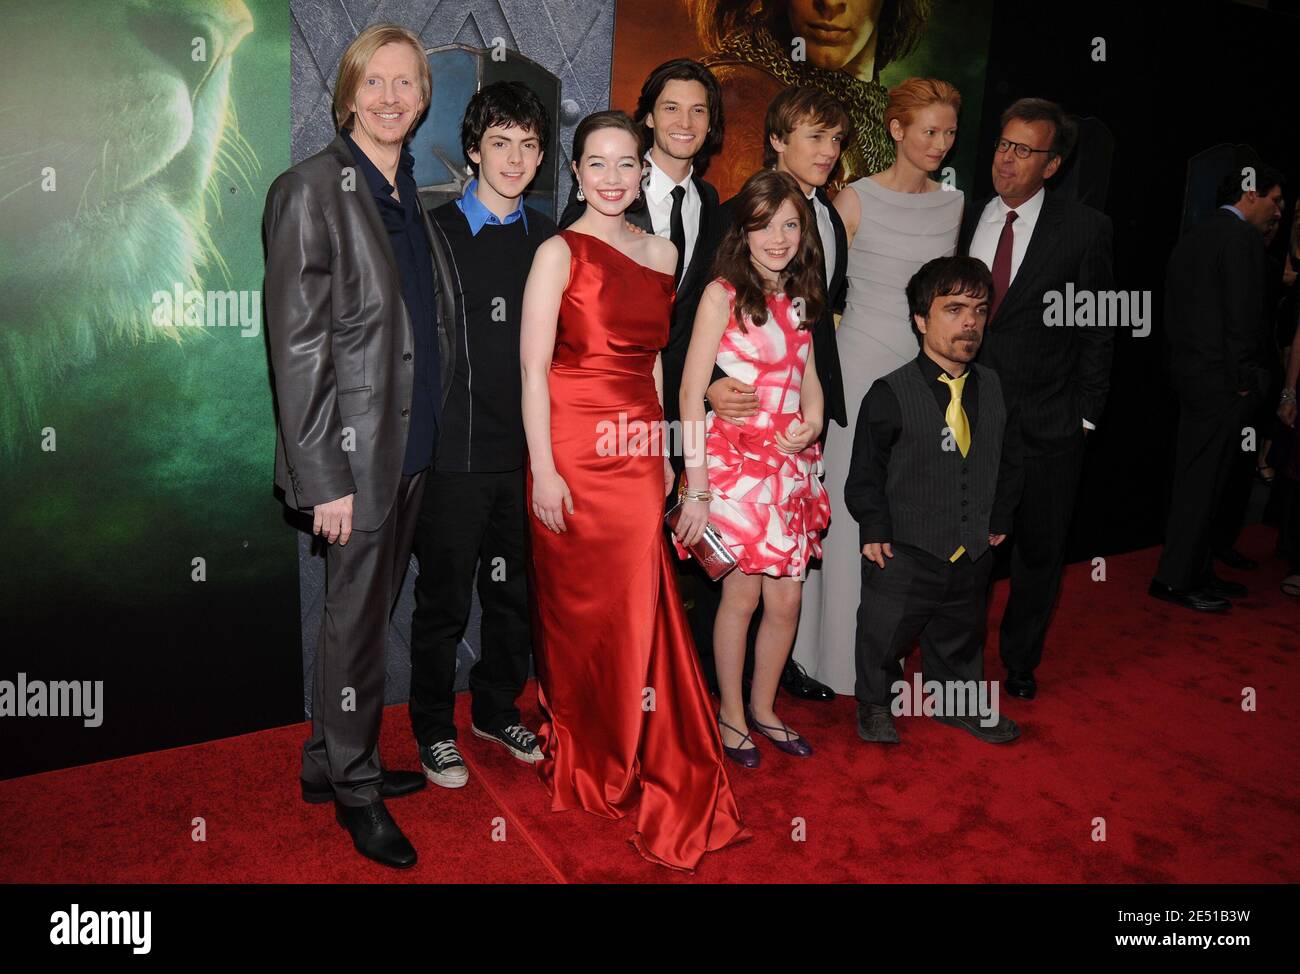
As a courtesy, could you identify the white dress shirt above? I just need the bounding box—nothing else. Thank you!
[808,189,836,285]
[969,185,1045,285]
[643,153,700,276]
[969,186,1094,429]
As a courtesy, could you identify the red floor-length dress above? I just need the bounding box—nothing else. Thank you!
[526,230,751,871]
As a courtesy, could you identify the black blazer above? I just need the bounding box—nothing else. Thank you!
[717,188,848,430]
[958,190,1114,452]
[262,134,457,530]
[1162,207,1269,398]
[560,175,723,423]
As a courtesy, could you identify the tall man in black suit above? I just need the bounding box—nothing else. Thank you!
[959,98,1114,700]
[1150,166,1285,612]
[711,85,851,702]
[264,24,455,869]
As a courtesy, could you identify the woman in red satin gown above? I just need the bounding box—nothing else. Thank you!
[519,111,750,871]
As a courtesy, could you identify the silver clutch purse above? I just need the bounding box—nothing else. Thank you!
[665,501,738,582]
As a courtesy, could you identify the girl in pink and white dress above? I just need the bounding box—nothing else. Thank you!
[675,169,831,767]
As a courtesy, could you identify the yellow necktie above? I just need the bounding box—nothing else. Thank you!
[939,373,971,563]
[938,373,971,457]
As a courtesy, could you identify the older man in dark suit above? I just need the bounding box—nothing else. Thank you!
[264,23,456,869]
[1150,165,1285,612]
[959,98,1115,701]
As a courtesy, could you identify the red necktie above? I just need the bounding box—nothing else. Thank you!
[988,209,1018,321]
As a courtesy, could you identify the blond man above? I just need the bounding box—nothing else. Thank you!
[264,23,455,869]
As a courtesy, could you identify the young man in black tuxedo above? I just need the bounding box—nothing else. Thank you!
[1150,165,1285,612]
[846,256,1022,745]
[958,98,1114,701]
[711,86,851,703]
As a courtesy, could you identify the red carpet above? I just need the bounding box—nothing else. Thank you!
[3,527,1296,884]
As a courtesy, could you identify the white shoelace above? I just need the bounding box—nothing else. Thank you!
[502,725,536,748]
[429,740,462,766]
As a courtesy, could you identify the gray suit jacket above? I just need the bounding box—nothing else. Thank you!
[262,133,457,531]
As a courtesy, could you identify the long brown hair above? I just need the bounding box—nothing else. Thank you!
[711,170,824,332]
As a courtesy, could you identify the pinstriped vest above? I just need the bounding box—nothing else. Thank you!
[879,361,1006,562]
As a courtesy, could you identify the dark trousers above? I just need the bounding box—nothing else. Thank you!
[1213,397,1268,552]
[997,436,1085,675]
[1157,389,1258,590]
[302,472,426,807]
[854,544,994,708]
[410,468,531,744]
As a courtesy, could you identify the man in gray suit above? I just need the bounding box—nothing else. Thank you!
[263,23,455,869]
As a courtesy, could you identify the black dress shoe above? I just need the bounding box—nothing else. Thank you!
[1202,573,1247,599]
[301,769,426,804]
[780,659,835,702]
[1214,548,1258,571]
[335,800,417,869]
[932,711,1020,744]
[1148,580,1230,613]
[1004,670,1037,700]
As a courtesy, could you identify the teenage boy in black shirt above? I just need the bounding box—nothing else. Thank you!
[410,82,556,787]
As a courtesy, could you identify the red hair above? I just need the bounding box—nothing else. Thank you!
[884,77,961,138]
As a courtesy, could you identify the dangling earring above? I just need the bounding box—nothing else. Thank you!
[577,186,585,202]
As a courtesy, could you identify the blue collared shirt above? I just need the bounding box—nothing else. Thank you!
[455,178,530,236]
[341,129,441,476]
[1220,203,1246,221]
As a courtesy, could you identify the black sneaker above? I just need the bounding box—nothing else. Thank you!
[419,740,469,788]
[472,722,543,763]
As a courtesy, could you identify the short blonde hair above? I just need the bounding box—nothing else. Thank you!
[332,23,431,138]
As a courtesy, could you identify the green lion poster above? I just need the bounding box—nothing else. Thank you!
[0,0,301,778]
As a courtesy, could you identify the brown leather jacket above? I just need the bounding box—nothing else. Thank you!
[262,134,456,530]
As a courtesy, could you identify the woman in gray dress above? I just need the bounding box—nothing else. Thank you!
[792,78,966,693]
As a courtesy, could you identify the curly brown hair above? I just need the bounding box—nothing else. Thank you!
[710,170,825,333]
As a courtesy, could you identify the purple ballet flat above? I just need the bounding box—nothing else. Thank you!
[746,708,813,757]
[718,716,761,768]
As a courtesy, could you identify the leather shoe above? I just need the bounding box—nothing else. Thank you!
[856,703,900,744]
[335,800,417,869]
[1004,670,1037,700]
[1214,548,1258,571]
[301,769,426,804]
[932,711,1020,744]
[1148,580,1230,613]
[780,659,835,702]
[1202,573,1247,599]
